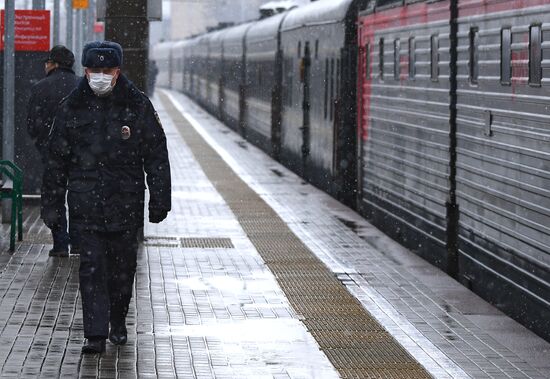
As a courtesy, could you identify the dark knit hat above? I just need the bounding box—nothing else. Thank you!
[81,41,123,68]
[45,45,75,68]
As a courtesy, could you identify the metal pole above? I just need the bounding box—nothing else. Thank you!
[74,10,81,74]
[53,0,60,46]
[2,1,15,223]
[32,0,46,9]
[88,0,96,41]
[105,0,149,91]
[82,6,88,47]
[66,0,74,52]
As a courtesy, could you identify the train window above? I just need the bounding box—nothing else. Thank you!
[501,28,512,85]
[529,25,542,86]
[336,58,341,100]
[409,37,415,79]
[330,58,335,121]
[298,41,302,58]
[365,43,371,81]
[324,59,329,119]
[315,40,319,59]
[289,59,294,105]
[376,0,403,8]
[379,38,384,80]
[394,39,401,80]
[469,27,479,84]
[431,35,439,81]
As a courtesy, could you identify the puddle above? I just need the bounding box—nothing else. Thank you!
[270,169,284,177]
[172,191,222,202]
[177,272,279,295]
[336,216,360,233]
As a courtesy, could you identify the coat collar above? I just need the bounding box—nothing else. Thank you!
[47,67,75,77]
[66,73,144,108]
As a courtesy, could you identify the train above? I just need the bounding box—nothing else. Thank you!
[154,0,550,342]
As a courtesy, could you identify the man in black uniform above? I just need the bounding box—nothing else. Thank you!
[41,41,171,354]
[27,45,79,257]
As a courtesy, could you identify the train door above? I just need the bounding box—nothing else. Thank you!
[271,48,283,161]
[333,45,359,208]
[219,45,225,121]
[301,41,312,179]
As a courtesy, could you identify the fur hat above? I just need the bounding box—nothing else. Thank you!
[45,45,75,68]
[81,41,123,68]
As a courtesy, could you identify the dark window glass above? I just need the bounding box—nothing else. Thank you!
[365,43,370,81]
[529,25,542,86]
[469,27,479,84]
[376,0,402,7]
[258,65,262,86]
[297,41,301,58]
[431,35,439,81]
[409,37,415,79]
[336,58,341,98]
[394,39,401,80]
[330,58,335,121]
[501,28,511,85]
[379,38,384,80]
[324,59,329,119]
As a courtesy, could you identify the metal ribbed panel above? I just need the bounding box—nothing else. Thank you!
[358,4,452,268]
[161,93,432,379]
[455,2,550,336]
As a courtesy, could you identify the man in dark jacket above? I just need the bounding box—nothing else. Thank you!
[41,41,171,354]
[27,45,79,257]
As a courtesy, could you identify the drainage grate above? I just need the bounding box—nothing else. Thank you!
[143,236,180,248]
[144,236,234,249]
[181,237,234,249]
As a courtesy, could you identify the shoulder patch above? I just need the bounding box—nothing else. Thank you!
[154,111,163,129]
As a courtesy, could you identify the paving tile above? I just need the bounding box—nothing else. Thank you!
[0,89,547,378]
[161,91,550,379]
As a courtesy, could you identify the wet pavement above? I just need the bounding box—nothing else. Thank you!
[0,88,548,378]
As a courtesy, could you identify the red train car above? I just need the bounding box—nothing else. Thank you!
[357,0,550,340]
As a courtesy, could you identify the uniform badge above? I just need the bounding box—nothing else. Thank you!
[121,126,131,140]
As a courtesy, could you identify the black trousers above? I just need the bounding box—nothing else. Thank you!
[78,228,138,339]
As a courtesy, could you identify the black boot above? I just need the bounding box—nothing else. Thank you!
[81,338,106,354]
[109,323,127,345]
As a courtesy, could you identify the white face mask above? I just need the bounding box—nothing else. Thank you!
[88,73,115,96]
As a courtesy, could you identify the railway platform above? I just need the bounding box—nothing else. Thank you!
[0,89,548,378]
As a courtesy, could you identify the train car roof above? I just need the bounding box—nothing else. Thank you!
[281,0,354,31]
[247,11,292,43]
[206,30,225,46]
[221,21,257,46]
[154,41,174,51]
[173,40,190,48]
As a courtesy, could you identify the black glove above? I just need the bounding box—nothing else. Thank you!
[149,209,168,224]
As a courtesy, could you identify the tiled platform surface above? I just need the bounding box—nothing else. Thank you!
[0,88,547,378]
[159,90,550,379]
[0,97,338,378]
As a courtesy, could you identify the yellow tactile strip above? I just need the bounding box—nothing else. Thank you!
[160,93,432,379]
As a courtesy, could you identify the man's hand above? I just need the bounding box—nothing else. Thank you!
[149,209,168,224]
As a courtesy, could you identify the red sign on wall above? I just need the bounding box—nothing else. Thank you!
[0,10,51,52]
[94,22,105,34]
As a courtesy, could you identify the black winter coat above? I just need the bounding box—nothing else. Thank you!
[41,74,171,231]
[26,67,79,158]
